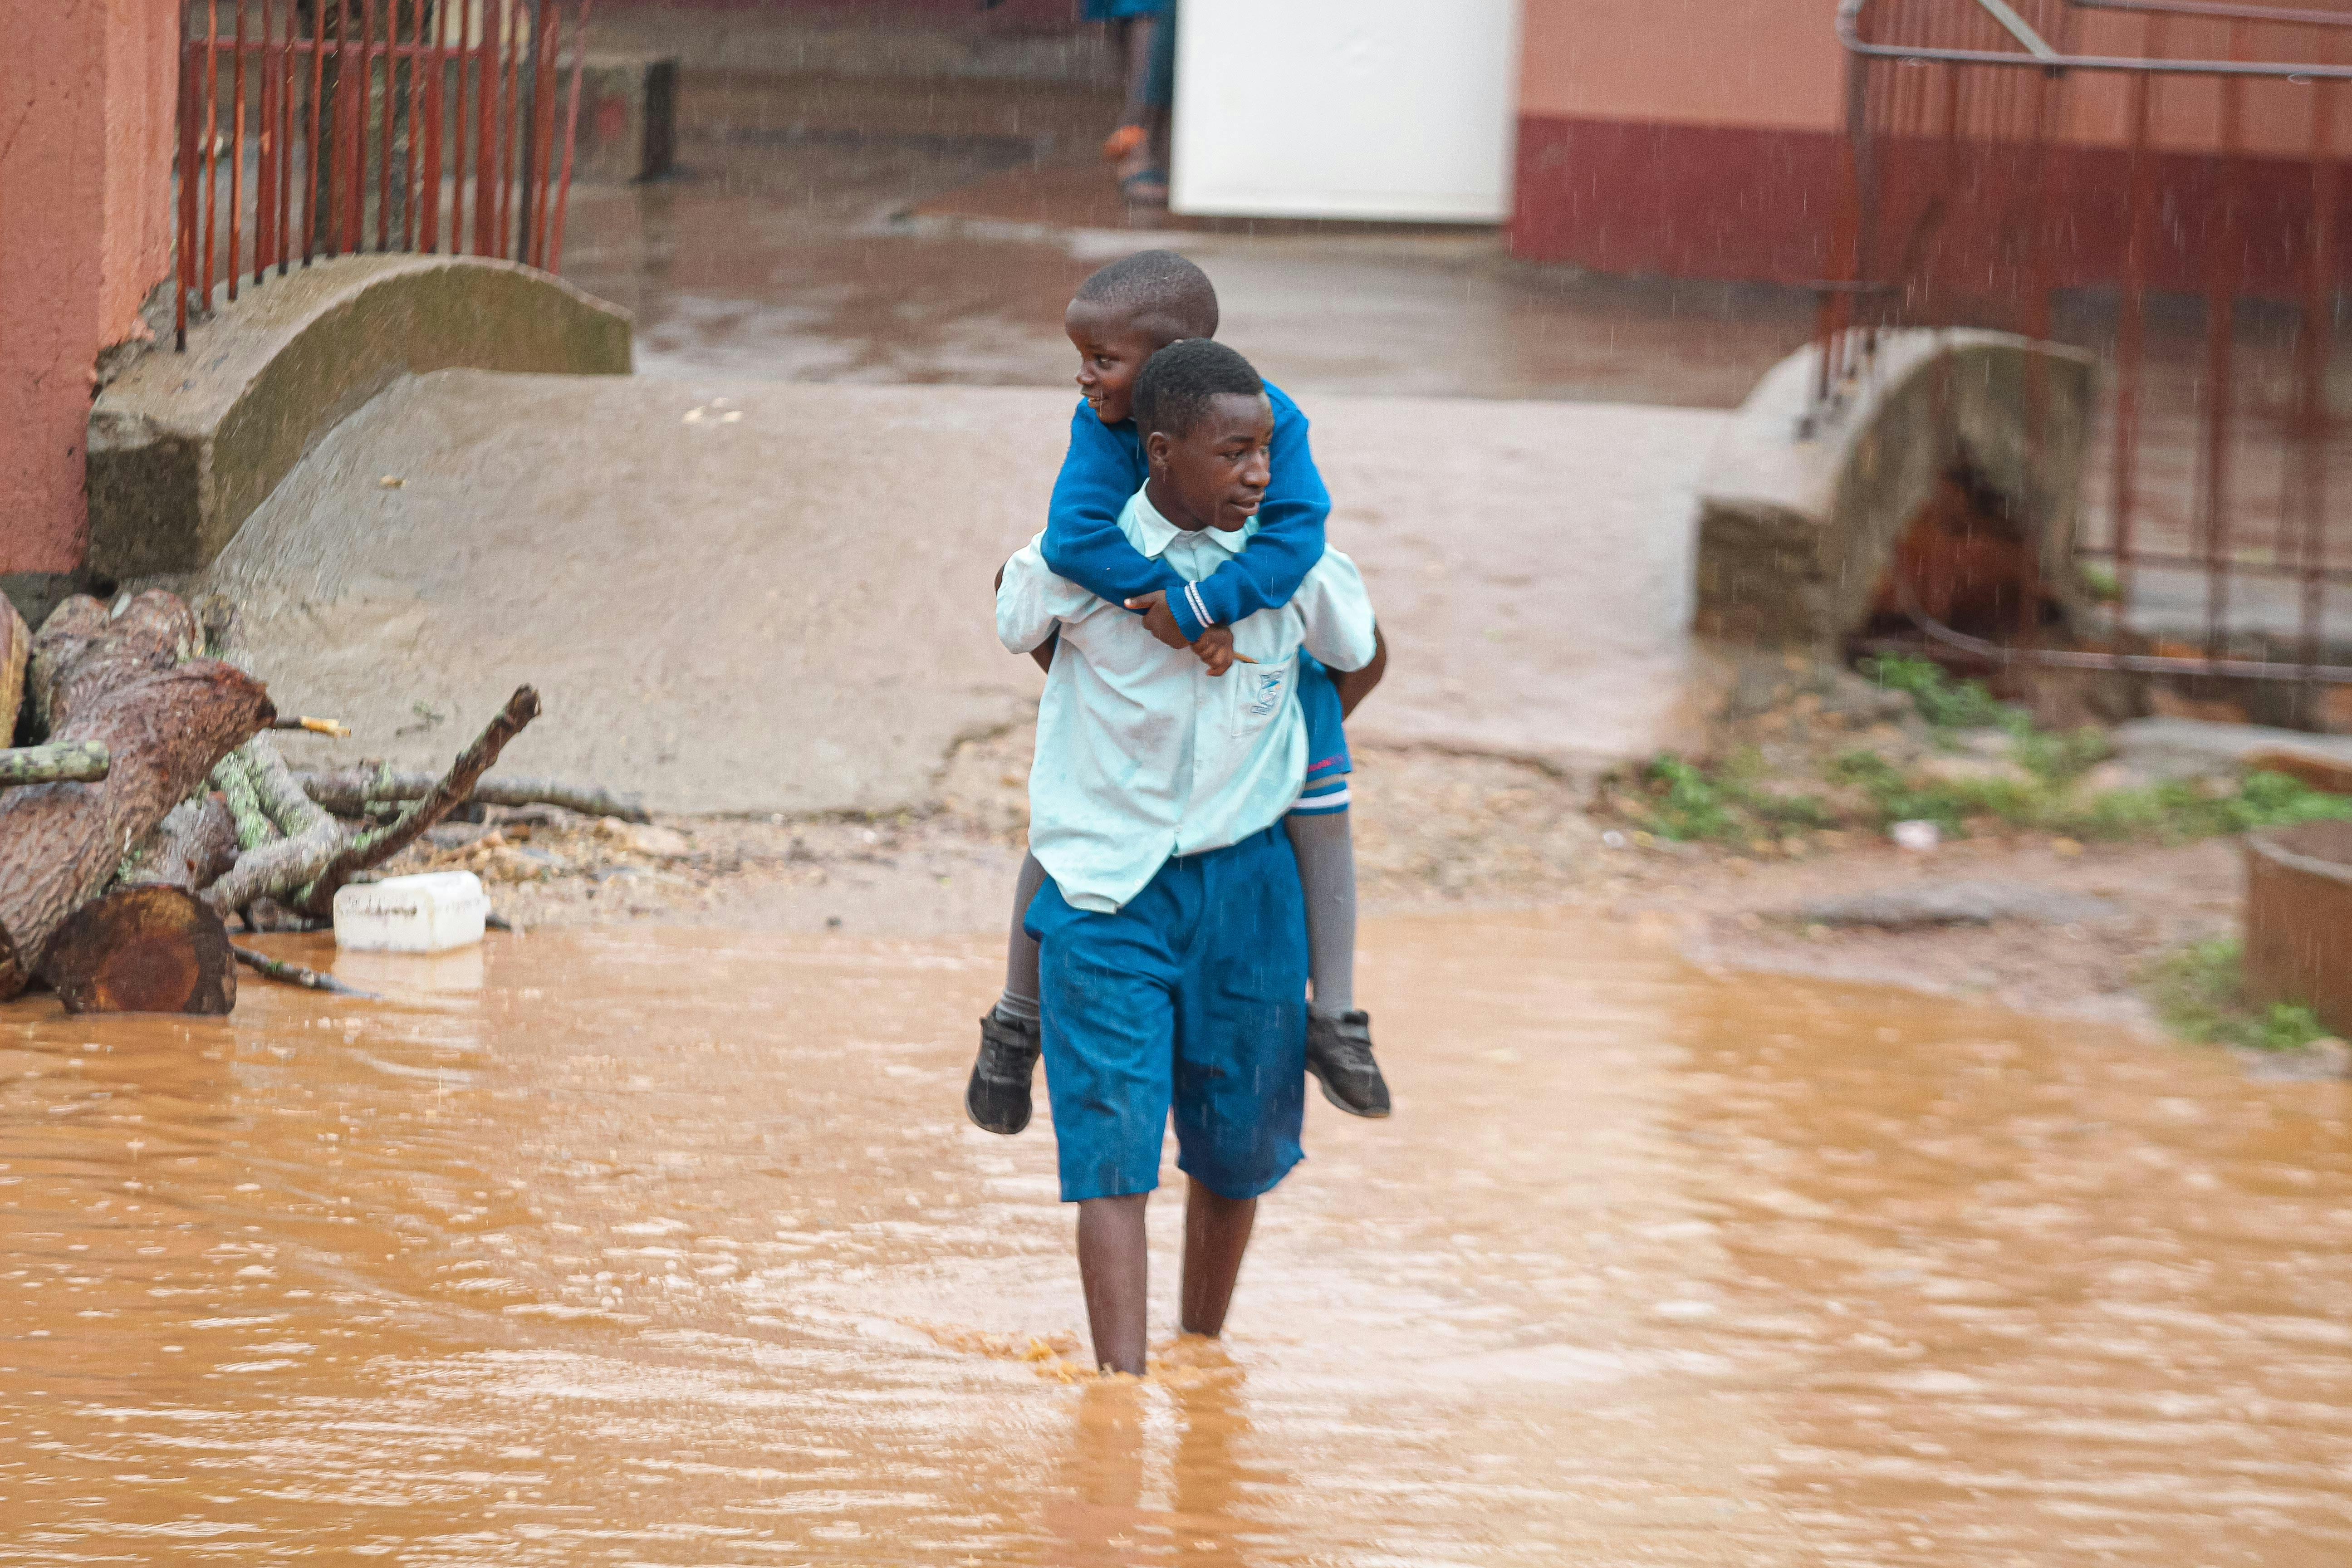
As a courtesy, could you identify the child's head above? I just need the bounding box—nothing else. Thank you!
[1064,250,1220,427]
[1133,339,1272,534]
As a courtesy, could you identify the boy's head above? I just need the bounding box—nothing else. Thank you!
[1064,250,1220,427]
[1133,339,1272,534]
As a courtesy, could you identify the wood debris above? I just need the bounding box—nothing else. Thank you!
[0,589,623,1014]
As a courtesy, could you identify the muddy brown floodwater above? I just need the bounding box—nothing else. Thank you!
[3,914,2349,1564]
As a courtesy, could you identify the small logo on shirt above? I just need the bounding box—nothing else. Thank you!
[1234,662,1289,735]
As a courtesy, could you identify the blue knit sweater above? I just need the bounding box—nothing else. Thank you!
[1039,383,1330,642]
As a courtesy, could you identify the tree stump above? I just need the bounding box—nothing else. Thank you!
[42,885,236,1014]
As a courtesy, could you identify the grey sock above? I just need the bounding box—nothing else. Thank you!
[1286,810,1357,1016]
[995,851,1049,1024]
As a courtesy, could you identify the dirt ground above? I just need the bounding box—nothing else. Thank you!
[372,730,2244,1042]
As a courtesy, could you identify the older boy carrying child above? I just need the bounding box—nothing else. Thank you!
[995,339,1379,1373]
[968,250,1391,1141]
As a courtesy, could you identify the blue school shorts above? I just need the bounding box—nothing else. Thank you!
[1025,825,1309,1204]
[1290,652,1352,817]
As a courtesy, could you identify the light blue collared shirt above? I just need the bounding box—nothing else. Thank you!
[997,484,1378,913]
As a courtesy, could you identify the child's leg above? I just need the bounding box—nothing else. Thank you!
[1078,1193,1152,1375]
[967,853,1049,1136]
[996,851,1049,1024]
[1179,1178,1256,1337]
[1284,809,1356,1017]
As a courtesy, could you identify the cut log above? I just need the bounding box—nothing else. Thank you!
[0,742,108,786]
[41,885,235,1014]
[202,738,350,916]
[0,597,27,743]
[119,794,241,892]
[290,686,542,916]
[27,593,201,735]
[0,659,275,999]
[297,765,646,823]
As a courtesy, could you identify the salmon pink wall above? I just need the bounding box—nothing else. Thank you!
[1,0,181,577]
[1517,0,1846,131]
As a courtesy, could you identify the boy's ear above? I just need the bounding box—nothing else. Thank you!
[1143,429,1171,471]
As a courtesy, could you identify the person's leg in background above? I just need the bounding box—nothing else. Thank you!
[1088,0,1174,204]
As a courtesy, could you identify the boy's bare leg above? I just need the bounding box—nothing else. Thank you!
[1179,1178,1256,1338]
[1077,1193,1151,1375]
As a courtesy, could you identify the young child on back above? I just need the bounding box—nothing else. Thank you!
[966,251,1392,1139]
[994,338,1381,1372]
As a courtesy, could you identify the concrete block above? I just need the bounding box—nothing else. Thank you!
[573,53,678,184]
[85,255,631,581]
[1694,329,2096,654]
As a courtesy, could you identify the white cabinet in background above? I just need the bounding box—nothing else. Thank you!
[1170,0,1521,224]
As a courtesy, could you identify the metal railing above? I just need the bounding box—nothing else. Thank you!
[1821,0,2352,697]
[176,0,595,351]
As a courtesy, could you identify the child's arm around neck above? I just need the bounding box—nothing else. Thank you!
[1040,402,1192,608]
[1041,385,1331,641]
[1173,385,1328,636]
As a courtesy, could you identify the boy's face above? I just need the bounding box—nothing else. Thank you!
[1064,299,1175,426]
[1146,393,1274,533]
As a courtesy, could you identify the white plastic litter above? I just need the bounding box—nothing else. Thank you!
[1890,819,1943,853]
[333,871,490,953]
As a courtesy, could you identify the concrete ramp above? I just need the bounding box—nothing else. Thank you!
[201,370,1721,813]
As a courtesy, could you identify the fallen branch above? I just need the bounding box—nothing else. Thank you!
[202,737,350,916]
[231,944,380,998]
[27,593,201,734]
[296,763,645,823]
[0,742,108,786]
[118,794,240,892]
[211,750,279,850]
[272,715,351,738]
[291,686,542,916]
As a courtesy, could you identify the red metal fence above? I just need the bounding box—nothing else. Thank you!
[1821,0,2352,699]
[176,0,594,351]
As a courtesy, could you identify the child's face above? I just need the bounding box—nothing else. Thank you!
[1146,393,1274,533]
[1064,299,1175,426]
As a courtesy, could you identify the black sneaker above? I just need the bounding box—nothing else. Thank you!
[965,1010,1042,1135]
[1306,1009,1392,1118]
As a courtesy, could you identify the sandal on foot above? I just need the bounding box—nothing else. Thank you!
[1119,167,1169,206]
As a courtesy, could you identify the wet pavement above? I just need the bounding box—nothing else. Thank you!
[5,916,2349,1563]
[554,70,1816,405]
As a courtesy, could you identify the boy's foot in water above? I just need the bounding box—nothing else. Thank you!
[1306,1010,1391,1118]
[965,1010,1042,1135]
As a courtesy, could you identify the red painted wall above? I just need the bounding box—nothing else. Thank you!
[0,0,181,577]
